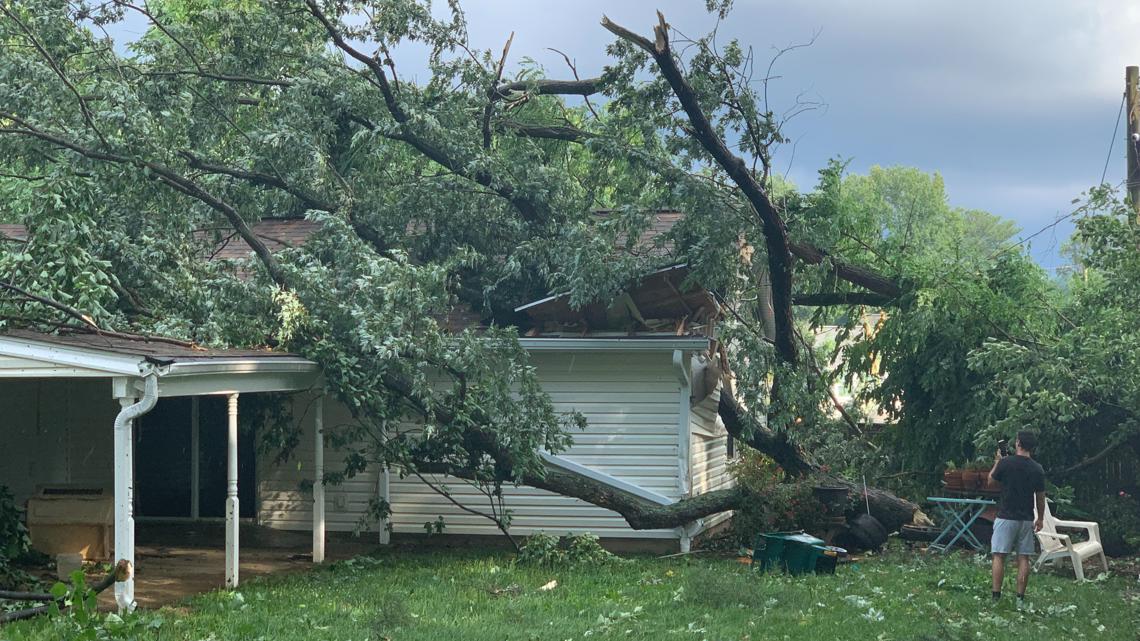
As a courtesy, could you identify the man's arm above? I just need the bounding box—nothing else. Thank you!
[1034,491,1046,532]
[988,449,1004,483]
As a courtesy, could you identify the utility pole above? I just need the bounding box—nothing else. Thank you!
[1126,65,1140,219]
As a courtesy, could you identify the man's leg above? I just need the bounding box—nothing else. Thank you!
[1015,520,1035,598]
[991,518,1014,600]
[991,553,1006,597]
[1015,554,1031,597]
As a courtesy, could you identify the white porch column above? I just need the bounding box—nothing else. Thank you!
[312,395,325,563]
[114,396,136,611]
[225,393,240,588]
[190,397,200,520]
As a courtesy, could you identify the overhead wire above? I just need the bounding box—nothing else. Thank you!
[1100,92,1126,186]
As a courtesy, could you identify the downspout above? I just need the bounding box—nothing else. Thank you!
[113,373,158,613]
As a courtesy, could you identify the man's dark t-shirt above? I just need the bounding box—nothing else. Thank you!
[992,455,1045,521]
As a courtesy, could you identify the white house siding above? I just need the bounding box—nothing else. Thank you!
[256,393,384,533]
[689,385,735,530]
[0,379,117,504]
[386,351,683,538]
[257,351,689,540]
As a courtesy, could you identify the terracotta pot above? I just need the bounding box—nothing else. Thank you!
[812,486,850,513]
[942,469,963,490]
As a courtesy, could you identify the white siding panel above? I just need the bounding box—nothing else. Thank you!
[256,394,385,534]
[689,386,735,531]
[258,351,684,540]
[385,351,682,539]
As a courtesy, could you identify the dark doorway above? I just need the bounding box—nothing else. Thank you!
[197,396,256,518]
[135,396,256,519]
[135,398,191,517]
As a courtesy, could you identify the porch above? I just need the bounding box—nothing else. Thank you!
[0,330,333,611]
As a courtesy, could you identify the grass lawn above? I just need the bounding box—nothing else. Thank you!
[3,543,1138,641]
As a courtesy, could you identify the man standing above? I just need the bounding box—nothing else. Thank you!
[988,430,1046,603]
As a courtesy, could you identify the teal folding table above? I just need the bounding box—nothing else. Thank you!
[926,496,996,553]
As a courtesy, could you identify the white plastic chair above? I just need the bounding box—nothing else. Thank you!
[1033,502,1108,580]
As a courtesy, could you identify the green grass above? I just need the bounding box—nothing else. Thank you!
[3,544,1138,641]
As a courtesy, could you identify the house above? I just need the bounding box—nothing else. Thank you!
[0,213,735,607]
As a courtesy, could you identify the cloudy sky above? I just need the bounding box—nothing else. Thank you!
[111,1,1140,269]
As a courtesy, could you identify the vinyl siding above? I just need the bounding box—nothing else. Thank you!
[257,351,686,540]
[385,351,683,538]
[689,384,735,530]
[256,394,385,533]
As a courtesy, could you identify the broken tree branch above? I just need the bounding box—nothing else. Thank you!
[493,77,603,101]
[602,12,799,363]
[482,32,515,149]
[0,560,131,624]
[792,291,895,307]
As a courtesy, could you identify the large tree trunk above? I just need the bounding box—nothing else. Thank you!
[717,387,919,533]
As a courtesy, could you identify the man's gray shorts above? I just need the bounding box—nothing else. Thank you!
[991,518,1036,555]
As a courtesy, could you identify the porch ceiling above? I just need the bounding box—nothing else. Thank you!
[0,330,320,396]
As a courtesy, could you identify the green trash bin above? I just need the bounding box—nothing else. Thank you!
[754,532,826,574]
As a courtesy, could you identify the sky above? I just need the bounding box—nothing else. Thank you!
[109,1,1140,270]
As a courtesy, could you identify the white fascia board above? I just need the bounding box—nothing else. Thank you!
[540,452,675,506]
[0,337,148,376]
[154,369,321,397]
[519,337,710,352]
[158,358,319,377]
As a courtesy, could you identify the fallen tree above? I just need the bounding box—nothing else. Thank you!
[0,1,921,539]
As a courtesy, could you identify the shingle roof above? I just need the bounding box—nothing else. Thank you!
[0,328,302,363]
[0,224,27,242]
[0,218,320,258]
[204,218,322,260]
[593,209,683,257]
[0,211,685,257]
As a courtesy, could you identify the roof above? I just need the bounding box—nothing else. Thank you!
[593,210,683,258]
[516,264,717,338]
[0,210,685,258]
[0,223,26,242]
[0,329,300,364]
[0,329,320,396]
[3,211,696,337]
[0,218,320,259]
[205,218,321,261]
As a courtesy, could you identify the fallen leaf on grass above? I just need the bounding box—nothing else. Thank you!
[538,580,558,591]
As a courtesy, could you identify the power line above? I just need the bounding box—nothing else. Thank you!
[1100,92,1126,185]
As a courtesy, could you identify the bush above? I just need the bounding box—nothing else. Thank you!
[0,484,32,588]
[516,532,624,566]
[1085,491,1140,556]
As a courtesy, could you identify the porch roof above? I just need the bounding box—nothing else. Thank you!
[0,330,320,397]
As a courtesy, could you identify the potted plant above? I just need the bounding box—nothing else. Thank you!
[942,462,963,490]
[960,464,983,491]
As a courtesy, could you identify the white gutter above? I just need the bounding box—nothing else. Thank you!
[0,338,147,376]
[540,452,674,506]
[158,358,319,376]
[519,337,710,352]
[112,373,158,613]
